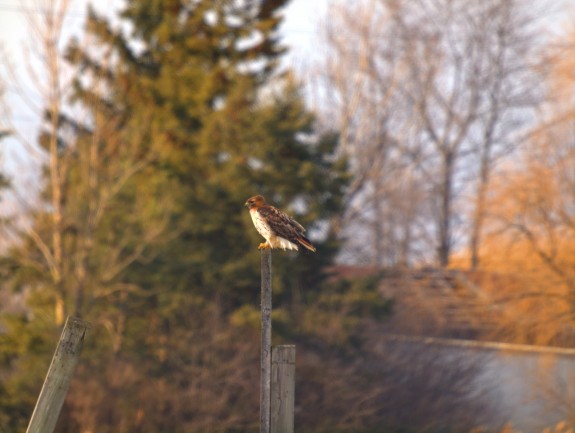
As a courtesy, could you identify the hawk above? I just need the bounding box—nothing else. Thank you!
[245,195,317,252]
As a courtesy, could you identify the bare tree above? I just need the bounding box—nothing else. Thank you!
[389,0,546,267]
[316,0,547,268]
[485,127,575,344]
[10,0,75,324]
[1,1,176,334]
[317,0,432,267]
[461,29,575,340]
[465,0,546,269]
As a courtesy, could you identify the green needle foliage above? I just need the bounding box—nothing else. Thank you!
[0,1,348,432]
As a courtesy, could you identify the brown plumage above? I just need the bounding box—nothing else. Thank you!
[244,195,317,252]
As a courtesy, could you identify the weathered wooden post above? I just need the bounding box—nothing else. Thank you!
[261,249,272,433]
[271,345,295,433]
[26,316,89,433]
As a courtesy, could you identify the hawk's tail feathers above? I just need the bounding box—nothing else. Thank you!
[297,236,317,253]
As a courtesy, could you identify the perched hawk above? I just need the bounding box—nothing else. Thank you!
[245,195,317,252]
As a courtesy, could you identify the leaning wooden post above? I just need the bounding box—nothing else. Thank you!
[271,345,295,433]
[261,249,272,433]
[26,316,89,433]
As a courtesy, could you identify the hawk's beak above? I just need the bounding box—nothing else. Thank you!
[244,201,249,207]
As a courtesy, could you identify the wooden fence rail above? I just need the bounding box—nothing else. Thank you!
[26,316,89,433]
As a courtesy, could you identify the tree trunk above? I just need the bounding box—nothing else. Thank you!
[438,152,454,268]
[469,162,489,270]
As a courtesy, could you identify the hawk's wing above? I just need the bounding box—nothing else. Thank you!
[257,205,306,242]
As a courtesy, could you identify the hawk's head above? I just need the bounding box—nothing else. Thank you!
[245,195,266,210]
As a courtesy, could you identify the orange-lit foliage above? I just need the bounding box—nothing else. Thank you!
[467,119,575,346]
[450,26,575,346]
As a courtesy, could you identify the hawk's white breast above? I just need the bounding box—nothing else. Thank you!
[250,209,272,240]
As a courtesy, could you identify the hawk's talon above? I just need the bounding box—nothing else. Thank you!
[258,242,270,250]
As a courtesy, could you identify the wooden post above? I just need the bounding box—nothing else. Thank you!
[26,316,89,433]
[271,345,295,433]
[260,249,272,433]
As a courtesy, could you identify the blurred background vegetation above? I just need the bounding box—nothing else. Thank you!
[1,0,575,432]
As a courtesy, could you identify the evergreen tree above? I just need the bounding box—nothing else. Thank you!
[63,0,347,307]
[0,1,348,431]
